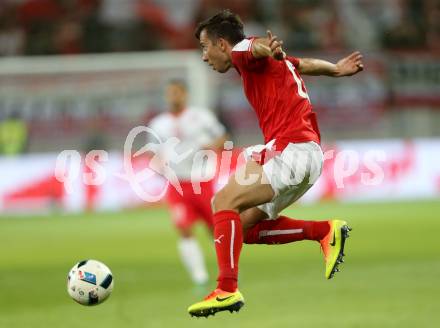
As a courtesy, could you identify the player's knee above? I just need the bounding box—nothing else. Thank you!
[177,226,193,238]
[212,188,241,212]
[212,190,231,211]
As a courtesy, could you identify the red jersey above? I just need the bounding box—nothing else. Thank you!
[231,38,321,150]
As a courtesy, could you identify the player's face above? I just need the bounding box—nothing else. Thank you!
[199,30,231,73]
[166,84,187,110]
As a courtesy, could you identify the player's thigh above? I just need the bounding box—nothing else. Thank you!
[213,160,275,213]
[167,199,198,232]
[192,181,215,231]
[257,141,324,219]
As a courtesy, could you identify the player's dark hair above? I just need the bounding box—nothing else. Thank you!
[195,9,245,45]
[167,79,187,91]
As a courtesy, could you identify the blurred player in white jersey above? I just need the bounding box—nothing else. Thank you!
[148,80,227,286]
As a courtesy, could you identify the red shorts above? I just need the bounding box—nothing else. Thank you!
[166,181,215,230]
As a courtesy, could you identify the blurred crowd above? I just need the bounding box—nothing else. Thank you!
[0,0,439,57]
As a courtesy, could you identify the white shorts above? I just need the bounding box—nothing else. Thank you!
[244,140,324,219]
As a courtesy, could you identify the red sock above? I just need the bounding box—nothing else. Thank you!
[244,216,330,244]
[213,210,242,292]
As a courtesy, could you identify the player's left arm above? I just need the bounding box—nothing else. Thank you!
[297,52,364,77]
[202,133,229,150]
[198,110,229,150]
[251,30,286,60]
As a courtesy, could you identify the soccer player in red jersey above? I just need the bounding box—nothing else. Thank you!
[188,10,363,317]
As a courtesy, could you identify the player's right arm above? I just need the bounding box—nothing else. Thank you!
[144,117,168,176]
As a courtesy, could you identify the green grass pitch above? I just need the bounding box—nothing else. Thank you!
[1,200,439,328]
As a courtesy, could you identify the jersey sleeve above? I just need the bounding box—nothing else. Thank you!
[286,56,300,68]
[148,118,161,138]
[199,110,226,139]
[231,38,268,72]
[146,117,165,150]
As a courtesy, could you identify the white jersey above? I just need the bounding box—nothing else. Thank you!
[148,107,225,181]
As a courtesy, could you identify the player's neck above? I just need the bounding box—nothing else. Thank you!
[170,106,186,117]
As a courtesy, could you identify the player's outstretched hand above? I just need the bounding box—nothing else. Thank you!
[335,51,364,76]
[267,30,286,60]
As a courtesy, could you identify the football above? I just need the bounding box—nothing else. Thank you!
[67,259,114,306]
